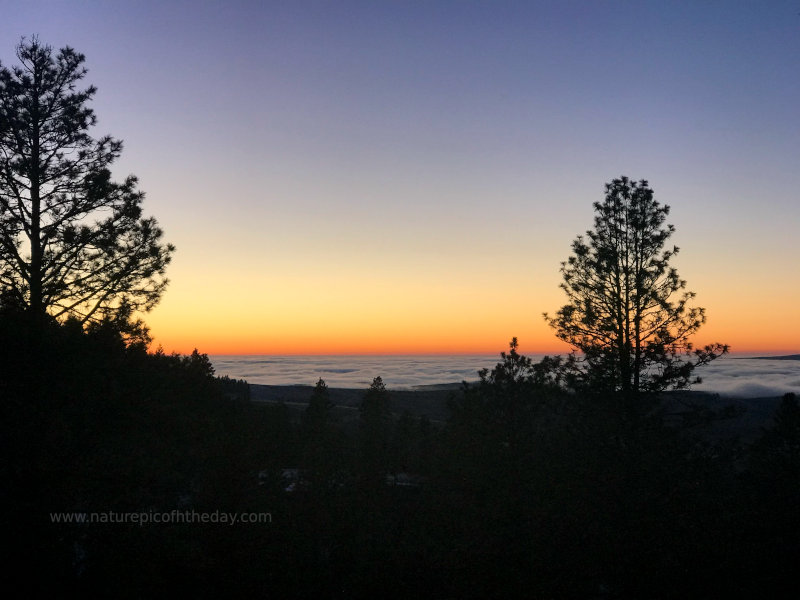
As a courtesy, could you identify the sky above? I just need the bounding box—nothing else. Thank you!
[2,0,799,355]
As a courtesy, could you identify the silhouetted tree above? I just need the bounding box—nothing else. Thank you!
[304,378,334,433]
[300,378,345,492]
[545,176,726,394]
[0,37,174,324]
[360,376,391,427]
[737,392,800,595]
[750,392,800,479]
[359,376,392,484]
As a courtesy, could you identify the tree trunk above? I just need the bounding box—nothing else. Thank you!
[29,64,43,317]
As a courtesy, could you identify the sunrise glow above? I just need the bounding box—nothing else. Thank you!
[5,2,797,357]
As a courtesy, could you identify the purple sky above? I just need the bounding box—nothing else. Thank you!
[2,1,798,353]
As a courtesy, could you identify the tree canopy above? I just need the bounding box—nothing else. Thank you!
[0,37,173,324]
[545,176,726,394]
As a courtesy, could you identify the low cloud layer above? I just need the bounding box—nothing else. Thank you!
[210,355,498,390]
[210,355,800,399]
[692,356,800,398]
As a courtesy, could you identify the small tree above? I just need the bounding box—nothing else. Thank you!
[301,378,339,487]
[360,376,391,430]
[545,176,726,394]
[0,37,173,325]
[304,378,334,433]
[358,376,392,483]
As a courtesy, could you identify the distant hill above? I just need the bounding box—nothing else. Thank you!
[248,383,455,423]
[742,354,800,360]
[249,384,788,444]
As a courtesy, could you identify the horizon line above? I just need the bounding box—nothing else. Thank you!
[202,349,800,358]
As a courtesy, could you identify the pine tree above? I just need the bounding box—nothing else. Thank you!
[358,376,392,484]
[304,377,334,433]
[0,37,174,324]
[545,176,726,394]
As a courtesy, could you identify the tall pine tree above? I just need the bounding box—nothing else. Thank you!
[0,37,173,324]
[545,176,726,394]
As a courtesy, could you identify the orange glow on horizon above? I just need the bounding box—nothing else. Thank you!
[147,321,796,358]
[151,339,799,358]
[143,251,799,358]
[146,305,798,357]
[149,331,575,357]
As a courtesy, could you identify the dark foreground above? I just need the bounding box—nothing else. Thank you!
[249,383,459,423]
[3,319,799,598]
[250,383,786,439]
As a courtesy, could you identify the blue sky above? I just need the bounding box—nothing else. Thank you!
[2,1,798,353]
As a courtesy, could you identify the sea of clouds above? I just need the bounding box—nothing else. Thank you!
[210,354,800,398]
[209,354,498,390]
[691,356,800,398]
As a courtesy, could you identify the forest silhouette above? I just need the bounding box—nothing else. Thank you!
[2,38,799,598]
[3,316,799,597]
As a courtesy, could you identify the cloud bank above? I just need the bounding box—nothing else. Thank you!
[692,356,800,398]
[211,355,800,398]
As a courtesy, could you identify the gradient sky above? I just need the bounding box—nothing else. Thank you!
[2,1,798,355]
